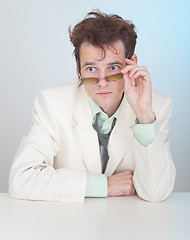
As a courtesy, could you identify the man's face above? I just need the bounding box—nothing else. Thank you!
[78,40,126,117]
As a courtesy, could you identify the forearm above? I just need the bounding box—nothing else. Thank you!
[131,93,176,202]
[132,131,176,202]
[9,138,87,203]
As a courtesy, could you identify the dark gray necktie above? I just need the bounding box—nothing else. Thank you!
[92,113,116,173]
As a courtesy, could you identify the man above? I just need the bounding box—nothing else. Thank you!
[9,11,176,203]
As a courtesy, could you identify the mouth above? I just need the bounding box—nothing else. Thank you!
[96,92,112,95]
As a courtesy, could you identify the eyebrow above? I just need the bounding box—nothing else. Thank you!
[82,61,125,68]
[82,62,96,68]
[107,61,124,66]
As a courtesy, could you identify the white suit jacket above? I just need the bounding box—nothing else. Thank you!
[9,80,176,202]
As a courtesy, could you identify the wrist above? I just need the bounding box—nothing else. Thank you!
[136,111,156,124]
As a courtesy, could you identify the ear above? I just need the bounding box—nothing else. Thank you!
[131,54,137,64]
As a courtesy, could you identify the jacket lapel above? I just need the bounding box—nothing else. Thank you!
[105,97,136,176]
[73,84,102,174]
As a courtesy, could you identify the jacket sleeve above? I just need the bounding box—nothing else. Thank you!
[8,90,87,203]
[132,96,176,202]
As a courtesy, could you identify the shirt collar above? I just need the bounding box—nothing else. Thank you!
[87,94,125,121]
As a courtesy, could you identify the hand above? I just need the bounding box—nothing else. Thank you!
[107,170,136,197]
[121,58,156,124]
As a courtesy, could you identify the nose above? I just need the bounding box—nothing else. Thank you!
[97,72,109,87]
[97,78,109,87]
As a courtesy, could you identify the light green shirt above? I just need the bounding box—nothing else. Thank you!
[87,94,124,134]
[85,96,159,198]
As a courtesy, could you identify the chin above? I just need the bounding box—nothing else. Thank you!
[99,101,111,111]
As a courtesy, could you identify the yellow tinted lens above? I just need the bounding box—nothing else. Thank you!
[81,78,98,85]
[106,73,123,82]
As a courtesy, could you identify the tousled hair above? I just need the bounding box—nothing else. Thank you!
[69,10,137,72]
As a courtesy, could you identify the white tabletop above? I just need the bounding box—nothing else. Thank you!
[0,192,189,240]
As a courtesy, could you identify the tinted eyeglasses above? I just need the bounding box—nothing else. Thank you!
[79,72,123,85]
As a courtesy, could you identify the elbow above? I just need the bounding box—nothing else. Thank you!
[135,181,175,203]
[8,172,23,199]
[8,167,32,200]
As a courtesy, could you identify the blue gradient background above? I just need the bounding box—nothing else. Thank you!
[0,0,189,192]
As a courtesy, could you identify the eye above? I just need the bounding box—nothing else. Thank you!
[110,65,118,71]
[87,67,95,72]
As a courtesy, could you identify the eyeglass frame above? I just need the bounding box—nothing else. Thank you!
[79,72,124,85]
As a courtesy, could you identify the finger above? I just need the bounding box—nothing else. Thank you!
[125,184,132,196]
[131,187,136,195]
[129,67,148,78]
[130,177,136,195]
[121,65,137,74]
[132,71,150,82]
[125,170,133,174]
[125,170,134,179]
[127,170,134,176]
[123,73,134,89]
[125,58,136,66]
[121,170,132,177]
